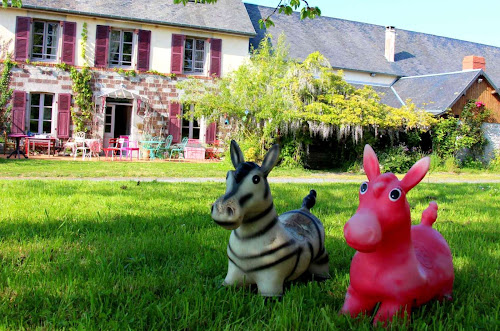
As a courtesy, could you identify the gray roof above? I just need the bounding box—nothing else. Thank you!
[245,4,500,88]
[391,70,489,115]
[351,84,403,108]
[20,0,256,36]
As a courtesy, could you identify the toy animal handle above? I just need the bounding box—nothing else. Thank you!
[421,201,438,227]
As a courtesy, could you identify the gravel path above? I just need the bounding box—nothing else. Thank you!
[1,177,500,183]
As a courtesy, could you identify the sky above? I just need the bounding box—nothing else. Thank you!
[244,0,500,47]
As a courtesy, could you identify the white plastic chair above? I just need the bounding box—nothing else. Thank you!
[73,132,90,160]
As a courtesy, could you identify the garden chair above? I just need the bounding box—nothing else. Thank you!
[103,138,120,160]
[157,135,173,159]
[121,140,140,161]
[169,137,189,159]
[73,132,90,160]
[3,130,16,155]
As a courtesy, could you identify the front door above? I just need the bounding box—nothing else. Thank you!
[103,104,116,148]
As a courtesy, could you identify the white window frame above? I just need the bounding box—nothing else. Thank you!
[31,20,59,62]
[181,106,204,140]
[109,29,135,68]
[183,37,207,75]
[28,93,54,134]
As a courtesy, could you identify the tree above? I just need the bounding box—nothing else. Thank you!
[178,35,436,165]
[1,0,21,8]
[174,0,321,28]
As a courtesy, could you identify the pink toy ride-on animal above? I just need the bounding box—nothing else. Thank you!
[341,145,454,326]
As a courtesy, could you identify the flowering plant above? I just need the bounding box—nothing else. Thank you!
[475,101,485,108]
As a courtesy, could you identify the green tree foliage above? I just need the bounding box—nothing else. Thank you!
[173,0,320,28]
[69,66,93,132]
[179,35,435,165]
[432,100,491,159]
[1,0,21,7]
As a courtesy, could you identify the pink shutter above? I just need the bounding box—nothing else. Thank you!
[15,17,31,62]
[11,90,26,134]
[168,102,182,143]
[137,29,151,71]
[94,25,110,67]
[57,93,71,138]
[206,122,216,144]
[170,34,185,74]
[61,21,77,65]
[209,38,222,78]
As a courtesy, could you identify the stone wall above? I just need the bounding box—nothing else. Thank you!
[482,122,500,160]
[6,63,210,141]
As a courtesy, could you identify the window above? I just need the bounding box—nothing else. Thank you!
[184,38,206,74]
[29,93,53,134]
[109,30,134,67]
[182,115,200,139]
[104,106,113,133]
[31,21,59,61]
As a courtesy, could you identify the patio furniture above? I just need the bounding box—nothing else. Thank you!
[3,131,15,155]
[87,139,103,159]
[119,139,140,161]
[140,138,164,160]
[73,132,90,160]
[169,137,189,159]
[157,135,173,159]
[103,138,120,160]
[6,134,28,159]
[25,136,57,156]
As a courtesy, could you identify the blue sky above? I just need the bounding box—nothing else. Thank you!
[244,0,500,47]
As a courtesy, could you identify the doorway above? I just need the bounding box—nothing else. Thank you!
[103,101,133,147]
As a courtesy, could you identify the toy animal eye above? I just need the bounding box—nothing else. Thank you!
[252,175,260,184]
[389,188,402,201]
[360,182,368,194]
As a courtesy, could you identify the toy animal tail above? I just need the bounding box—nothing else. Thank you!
[421,201,438,227]
[302,190,317,210]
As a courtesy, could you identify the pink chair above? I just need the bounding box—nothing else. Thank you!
[118,138,140,160]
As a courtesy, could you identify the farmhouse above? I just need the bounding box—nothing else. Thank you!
[1,1,499,155]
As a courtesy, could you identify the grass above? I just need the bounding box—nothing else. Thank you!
[0,180,498,329]
[1,158,500,181]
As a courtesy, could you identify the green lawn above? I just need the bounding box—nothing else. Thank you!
[1,158,500,182]
[0,180,498,329]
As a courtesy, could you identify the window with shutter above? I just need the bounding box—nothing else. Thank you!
[168,102,182,143]
[15,17,31,62]
[11,90,26,134]
[109,29,134,68]
[61,21,77,65]
[137,29,151,71]
[57,94,71,138]
[31,20,60,61]
[95,25,110,67]
[171,34,185,75]
[28,93,54,134]
[209,38,222,78]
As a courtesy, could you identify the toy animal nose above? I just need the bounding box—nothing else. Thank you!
[344,210,382,252]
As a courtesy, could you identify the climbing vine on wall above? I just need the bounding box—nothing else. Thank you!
[69,66,93,132]
[0,55,15,131]
[80,22,88,63]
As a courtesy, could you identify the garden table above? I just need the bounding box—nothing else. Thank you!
[25,137,57,156]
[140,140,164,160]
[7,134,28,159]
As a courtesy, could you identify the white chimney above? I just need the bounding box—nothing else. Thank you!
[385,26,396,62]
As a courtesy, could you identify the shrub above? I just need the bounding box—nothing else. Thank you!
[379,145,422,173]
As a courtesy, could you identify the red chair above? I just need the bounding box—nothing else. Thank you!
[103,138,120,160]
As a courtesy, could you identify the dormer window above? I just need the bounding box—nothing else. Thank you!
[109,30,134,67]
[184,38,206,74]
[31,20,59,61]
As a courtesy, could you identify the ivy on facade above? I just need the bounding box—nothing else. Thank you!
[0,55,15,131]
[69,66,93,132]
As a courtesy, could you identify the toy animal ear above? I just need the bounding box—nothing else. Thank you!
[230,140,245,169]
[363,144,380,181]
[401,157,430,193]
[261,144,280,177]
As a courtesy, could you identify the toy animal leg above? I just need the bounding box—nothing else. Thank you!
[307,252,330,279]
[373,301,412,326]
[340,285,377,318]
[255,271,286,297]
[223,260,252,287]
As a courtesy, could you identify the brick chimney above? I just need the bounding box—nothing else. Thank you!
[463,55,486,71]
[385,26,396,62]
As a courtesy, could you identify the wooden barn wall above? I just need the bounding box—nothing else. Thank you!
[451,78,500,123]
